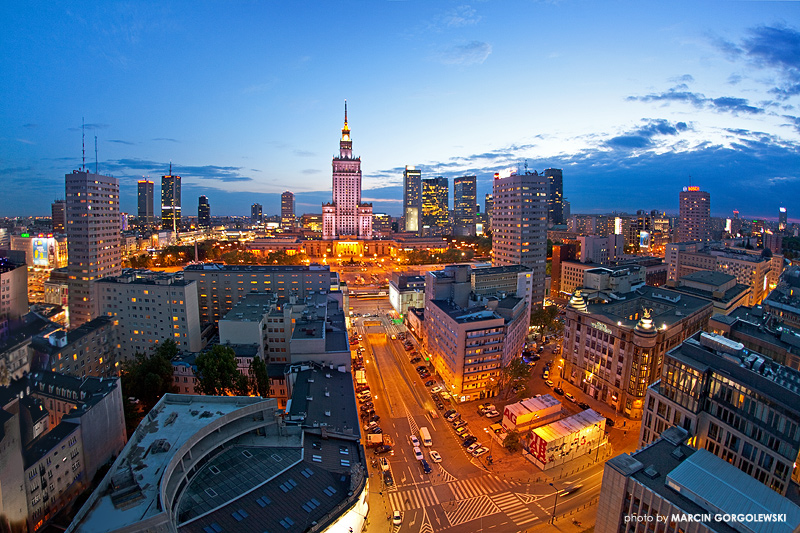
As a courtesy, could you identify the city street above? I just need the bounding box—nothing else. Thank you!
[348,296,641,533]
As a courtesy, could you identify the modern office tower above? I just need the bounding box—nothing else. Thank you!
[779,207,788,231]
[596,426,800,533]
[97,270,202,360]
[137,179,154,226]
[160,168,181,233]
[640,332,800,496]
[677,186,710,242]
[251,203,262,224]
[51,199,66,233]
[550,242,578,299]
[545,168,564,226]
[424,264,533,401]
[0,258,28,321]
[421,176,449,236]
[323,102,372,240]
[183,263,336,323]
[562,284,712,419]
[492,170,547,306]
[197,195,210,228]
[372,213,392,236]
[453,175,477,236]
[66,170,121,328]
[281,191,295,230]
[485,193,493,231]
[403,166,422,233]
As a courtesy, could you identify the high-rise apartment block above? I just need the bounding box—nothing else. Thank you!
[422,177,449,237]
[160,169,181,232]
[545,168,564,226]
[453,175,477,236]
[641,331,800,495]
[32,316,117,377]
[66,170,121,328]
[137,179,154,226]
[97,270,202,360]
[51,199,66,233]
[323,102,372,240]
[403,166,422,233]
[779,207,788,231]
[281,191,295,230]
[197,195,210,228]
[492,171,547,306]
[485,193,493,231]
[678,186,711,242]
[251,203,262,224]
[0,259,28,322]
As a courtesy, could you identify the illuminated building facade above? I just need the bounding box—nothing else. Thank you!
[323,102,372,240]
[281,191,295,230]
[403,166,422,233]
[454,175,477,236]
[421,177,449,237]
[678,186,710,242]
[562,285,712,419]
[545,168,564,226]
[251,203,262,224]
[197,195,210,228]
[492,171,547,306]
[66,170,121,328]
[51,200,66,233]
[137,179,154,226]
[779,206,788,231]
[160,169,181,232]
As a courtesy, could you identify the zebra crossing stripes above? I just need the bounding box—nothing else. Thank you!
[447,475,510,500]
[436,465,458,483]
[443,494,500,527]
[491,491,538,527]
[387,485,440,511]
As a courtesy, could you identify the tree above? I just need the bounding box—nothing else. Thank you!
[504,429,522,452]
[498,358,531,400]
[120,340,178,410]
[250,356,270,398]
[195,345,249,396]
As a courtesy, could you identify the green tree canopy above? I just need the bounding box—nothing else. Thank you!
[195,345,250,396]
[498,357,532,400]
[504,429,522,452]
[120,340,178,410]
[250,356,270,398]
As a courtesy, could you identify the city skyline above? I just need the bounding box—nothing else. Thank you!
[2,2,799,220]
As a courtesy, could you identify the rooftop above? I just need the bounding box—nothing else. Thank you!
[30,316,112,355]
[286,366,359,437]
[582,285,712,329]
[184,263,331,273]
[532,409,605,441]
[681,270,737,286]
[222,293,277,322]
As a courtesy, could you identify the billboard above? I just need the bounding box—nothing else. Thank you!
[33,238,49,266]
[639,231,650,249]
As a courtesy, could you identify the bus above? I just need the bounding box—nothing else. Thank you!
[419,427,432,447]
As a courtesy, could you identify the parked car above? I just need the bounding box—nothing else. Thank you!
[429,450,442,463]
[445,412,460,422]
[484,409,501,418]
[380,457,390,471]
[419,372,430,379]
[545,379,554,387]
[374,445,392,454]
[368,427,383,434]
[565,392,576,403]
[453,419,467,429]
[553,387,564,395]
[578,402,590,410]
[466,442,481,453]
[384,471,394,486]
[606,418,616,427]
[462,435,478,447]
[392,510,402,525]
[436,402,445,410]
[425,380,436,387]
[472,446,489,457]
[455,426,470,436]
[542,370,550,380]
[416,366,428,372]
[410,357,421,363]
[430,386,443,393]
[444,409,456,418]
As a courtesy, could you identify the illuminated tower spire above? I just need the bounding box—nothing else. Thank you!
[339,99,352,158]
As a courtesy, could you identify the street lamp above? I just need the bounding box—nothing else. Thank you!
[549,482,560,524]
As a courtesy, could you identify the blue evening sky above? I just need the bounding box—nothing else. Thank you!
[1,1,799,221]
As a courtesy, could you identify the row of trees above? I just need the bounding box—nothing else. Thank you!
[124,240,308,269]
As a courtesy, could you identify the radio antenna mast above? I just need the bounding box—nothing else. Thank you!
[81,117,85,171]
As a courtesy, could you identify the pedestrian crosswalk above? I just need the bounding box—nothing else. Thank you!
[387,485,440,511]
[443,494,499,527]
[492,491,538,528]
[447,474,517,500]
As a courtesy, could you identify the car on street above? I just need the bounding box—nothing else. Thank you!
[430,385,443,393]
[410,357,421,363]
[466,442,481,453]
[413,447,424,460]
[392,510,402,525]
[462,435,478,447]
[455,426,470,436]
[578,402,590,410]
[565,392,576,402]
[368,427,383,434]
[444,409,456,418]
[542,370,550,380]
[453,419,467,429]
[425,380,436,386]
[383,471,394,486]
[420,459,432,474]
[532,354,541,361]
[410,435,420,447]
[606,418,616,427]
[553,387,564,395]
[429,450,442,463]
[374,445,392,454]
[472,446,489,457]
[545,379,555,387]
[436,402,445,410]
[416,365,428,372]
[419,371,430,379]
[484,409,501,418]
[445,412,460,422]
[380,457,390,471]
